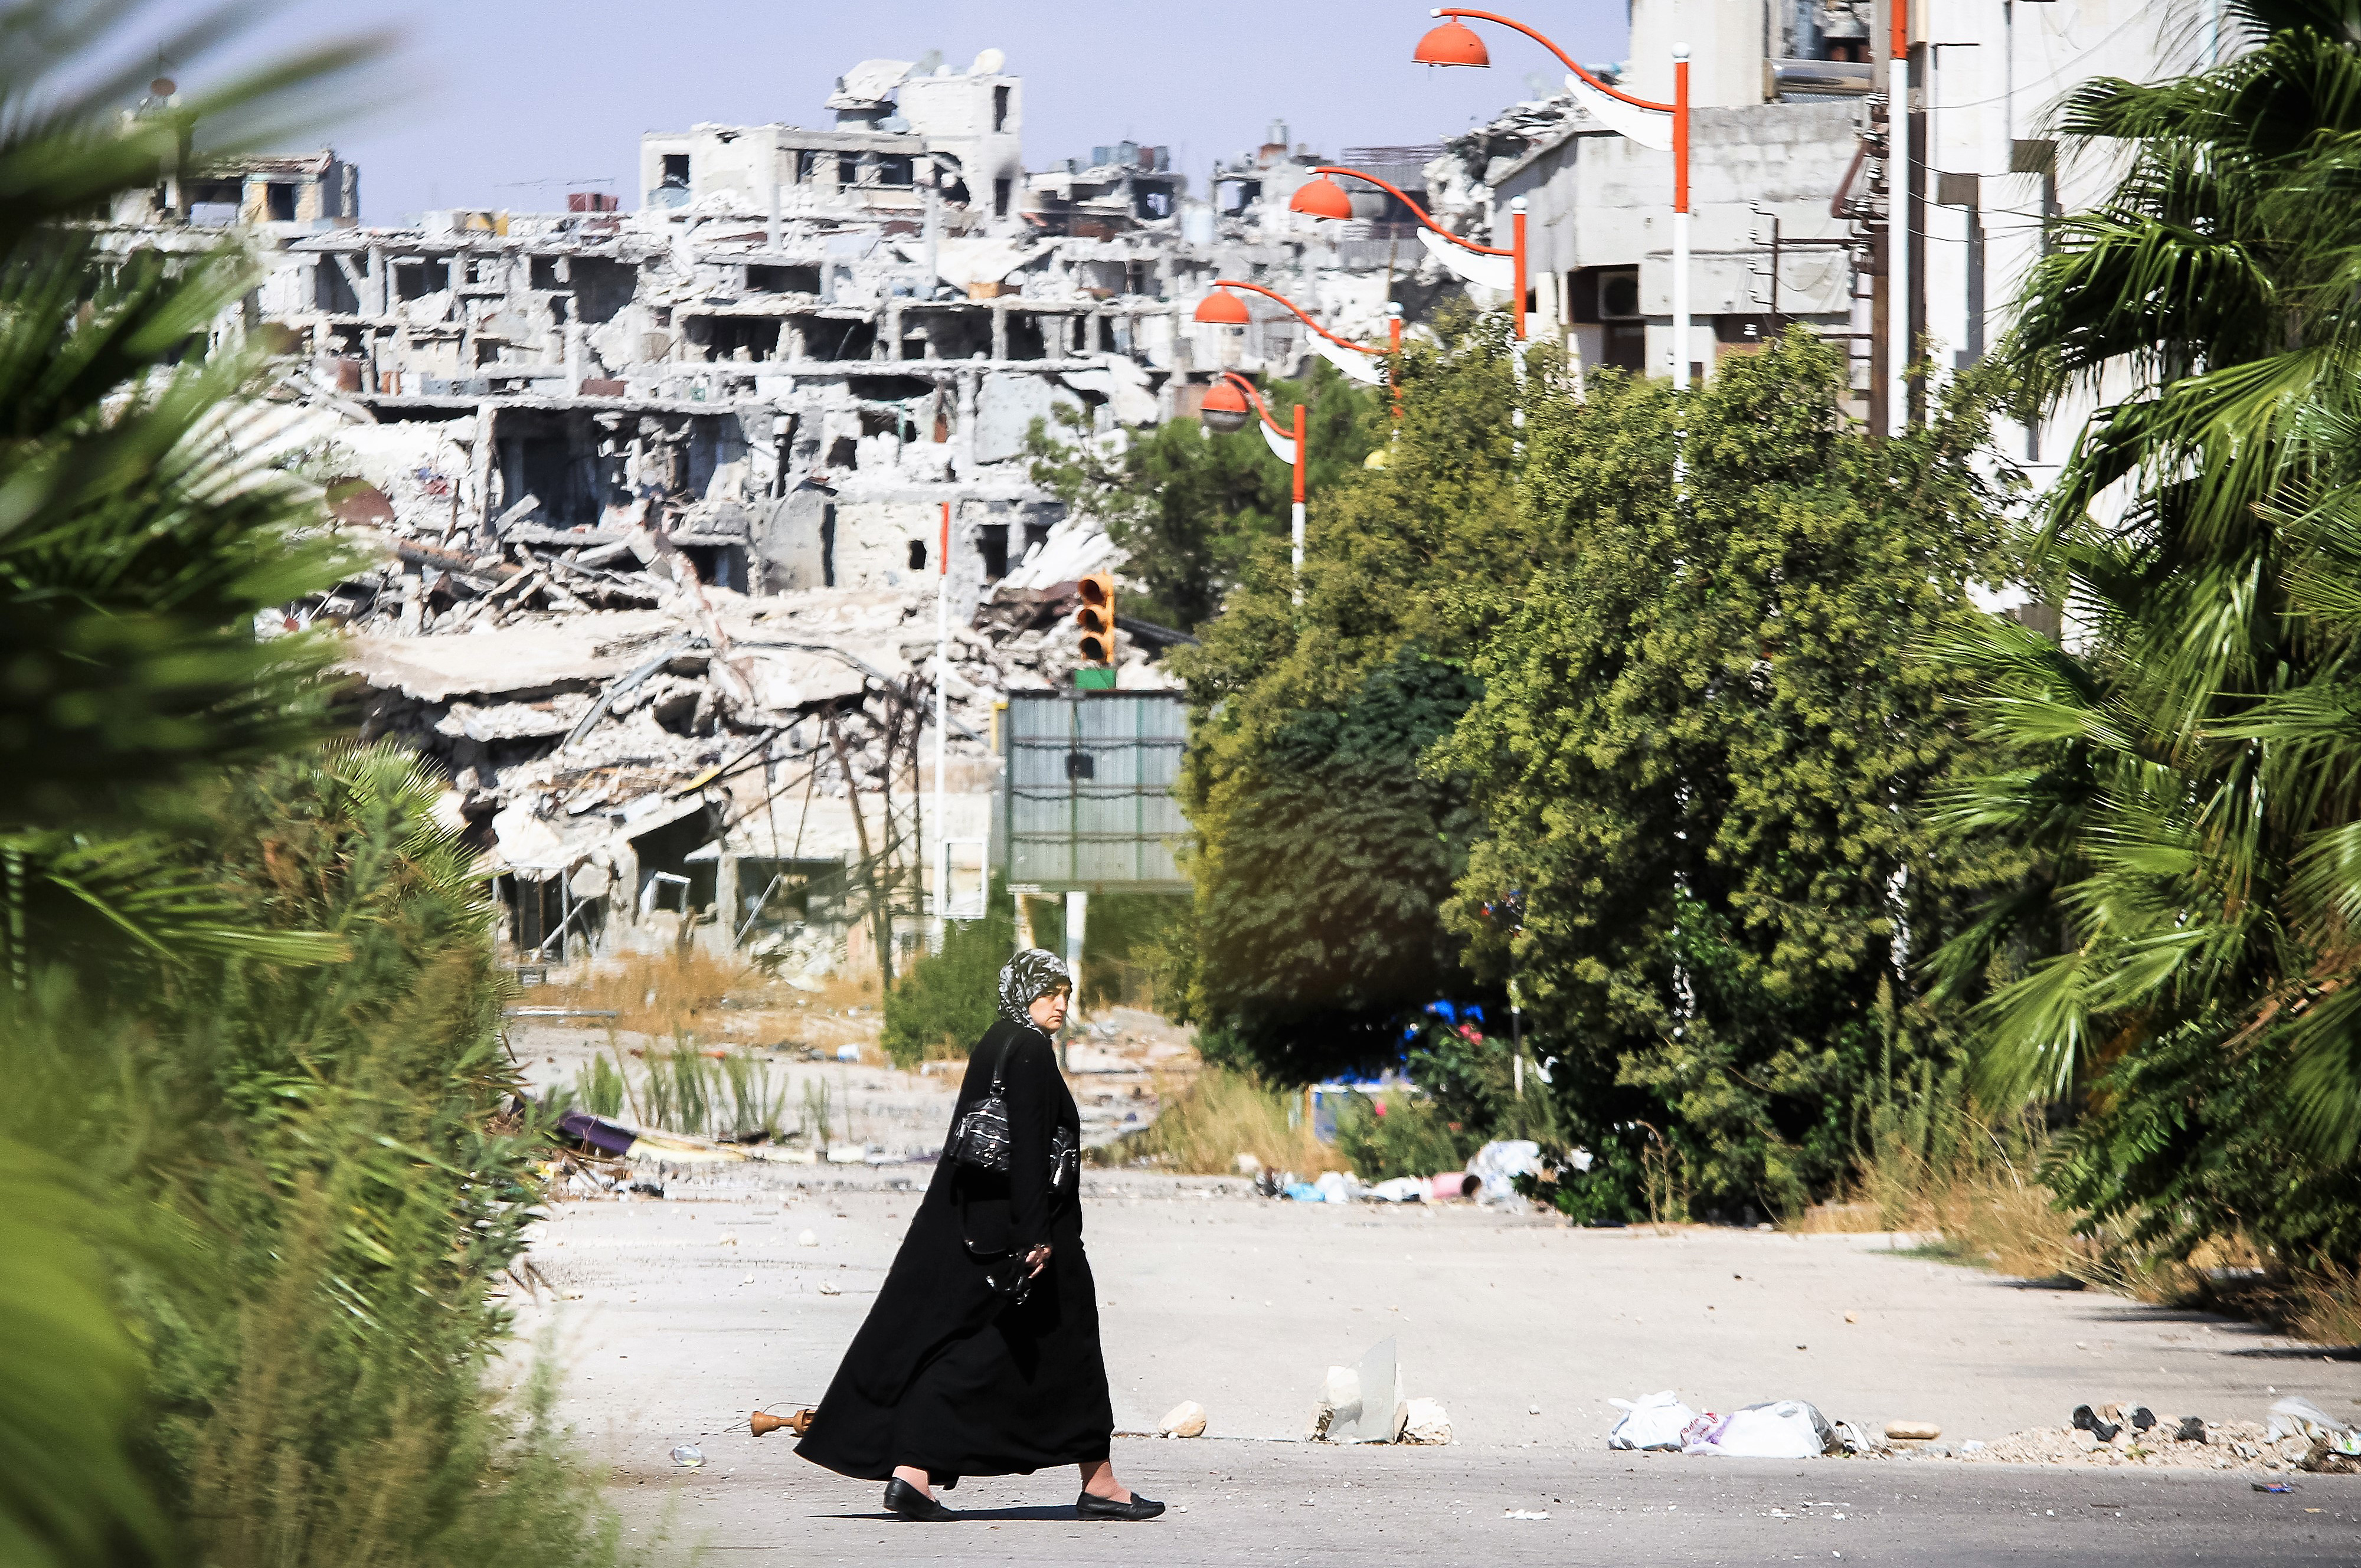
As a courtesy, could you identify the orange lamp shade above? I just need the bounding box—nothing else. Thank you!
[1199,378,1252,434]
[1193,290,1251,325]
[1412,19,1491,67]
[1287,175,1355,221]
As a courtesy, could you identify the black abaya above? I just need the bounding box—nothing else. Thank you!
[796,1019,1112,1481]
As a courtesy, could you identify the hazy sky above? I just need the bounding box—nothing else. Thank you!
[135,1,1630,221]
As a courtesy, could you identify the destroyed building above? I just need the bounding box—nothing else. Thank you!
[136,6,2216,981]
[1418,0,2213,471]
[116,47,1438,978]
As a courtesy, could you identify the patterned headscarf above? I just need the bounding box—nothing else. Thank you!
[998,947,1072,1028]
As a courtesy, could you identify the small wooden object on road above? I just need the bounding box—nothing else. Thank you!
[751,1408,815,1438]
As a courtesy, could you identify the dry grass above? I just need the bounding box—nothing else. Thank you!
[537,951,881,1059]
[1097,1066,1346,1177]
[539,950,753,1040]
[2282,1263,2361,1347]
[1785,1096,2093,1281]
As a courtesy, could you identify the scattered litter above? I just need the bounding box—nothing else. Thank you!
[750,1409,814,1438]
[1402,1397,1453,1445]
[2255,1482,2295,1493]
[1158,1400,1208,1438]
[1365,1176,1428,1203]
[669,1445,704,1468]
[2176,1416,2208,1443]
[797,1229,819,1246]
[1467,1140,1543,1203]
[1313,1170,1362,1204]
[1608,1390,1700,1452]
[1686,1400,1839,1459]
[817,1279,841,1295]
[2072,1404,2121,1443]
[1503,1508,1550,1520]
[1430,1172,1480,1201]
[835,1045,862,1063]
[1308,1338,1407,1444]
[2267,1395,2361,1452]
[1885,1421,1941,1441]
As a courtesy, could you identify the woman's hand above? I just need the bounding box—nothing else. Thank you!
[1023,1243,1052,1278]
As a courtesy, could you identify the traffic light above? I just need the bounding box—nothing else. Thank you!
[1074,571,1116,664]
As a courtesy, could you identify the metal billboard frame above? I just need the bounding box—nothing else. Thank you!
[1002,689,1190,894]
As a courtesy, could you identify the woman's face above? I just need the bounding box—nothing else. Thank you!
[1027,987,1070,1033]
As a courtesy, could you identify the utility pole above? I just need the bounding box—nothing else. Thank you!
[931,499,950,953]
[1888,0,1913,437]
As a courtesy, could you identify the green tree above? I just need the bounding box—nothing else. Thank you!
[1435,333,2026,1216]
[1027,360,1375,630]
[1928,0,2361,1259]
[1175,317,1538,1077]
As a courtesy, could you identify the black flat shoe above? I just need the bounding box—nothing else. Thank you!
[884,1478,956,1521]
[1076,1490,1166,1521]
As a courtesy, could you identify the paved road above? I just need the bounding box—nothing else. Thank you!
[613,1438,2359,1565]
[515,1168,2361,1564]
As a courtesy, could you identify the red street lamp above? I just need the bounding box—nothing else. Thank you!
[1290,166,1525,341]
[1415,8,1696,390]
[1193,279,1402,418]
[1197,372,1308,594]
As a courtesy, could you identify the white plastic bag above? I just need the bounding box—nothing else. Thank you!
[1468,1139,1544,1203]
[1690,1400,1836,1459]
[2268,1394,2361,1453]
[1607,1389,1699,1451]
[1313,1170,1363,1204]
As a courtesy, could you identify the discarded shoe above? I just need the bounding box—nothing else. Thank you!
[884,1478,956,1521]
[2072,1405,2122,1443]
[1076,1490,1166,1521]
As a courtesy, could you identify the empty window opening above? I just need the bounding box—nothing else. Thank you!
[1004,312,1047,361]
[907,539,928,572]
[993,177,1013,217]
[838,153,859,186]
[266,182,297,221]
[660,153,691,189]
[393,261,437,302]
[877,155,915,188]
[978,522,1010,581]
[815,317,878,360]
[992,85,1011,133]
[825,436,858,470]
[796,150,820,183]
[1021,519,1053,563]
[529,256,562,289]
[747,263,822,294]
[820,503,837,587]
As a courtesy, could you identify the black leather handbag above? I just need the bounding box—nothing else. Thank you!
[948,1042,1012,1172]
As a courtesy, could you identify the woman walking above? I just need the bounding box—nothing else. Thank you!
[797,949,1163,1523]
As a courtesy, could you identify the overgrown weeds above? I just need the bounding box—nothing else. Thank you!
[1098,1066,1344,1177]
[1,747,637,1568]
[541,949,756,1039]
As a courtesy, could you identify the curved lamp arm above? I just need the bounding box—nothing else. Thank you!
[1211,280,1386,357]
[1437,6,1677,113]
[1214,371,1293,441]
[1312,166,1513,258]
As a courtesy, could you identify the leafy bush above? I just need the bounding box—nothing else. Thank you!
[1,747,632,1568]
[1333,1092,1465,1182]
[881,906,1018,1067]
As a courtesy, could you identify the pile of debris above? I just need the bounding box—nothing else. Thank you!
[289,427,1175,967]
